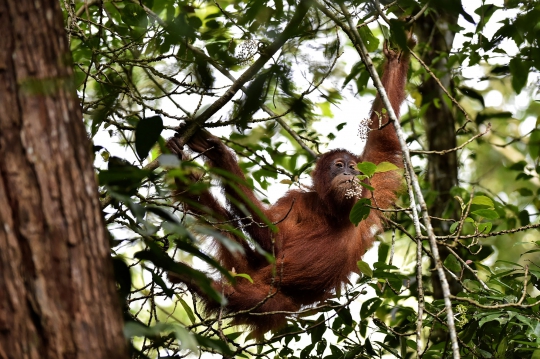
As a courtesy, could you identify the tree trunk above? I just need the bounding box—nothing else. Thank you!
[0,0,128,358]
[416,12,461,299]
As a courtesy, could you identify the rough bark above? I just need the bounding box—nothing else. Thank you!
[416,12,461,299]
[0,0,128,358]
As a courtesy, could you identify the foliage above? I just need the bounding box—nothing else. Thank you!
[63,0,540,357]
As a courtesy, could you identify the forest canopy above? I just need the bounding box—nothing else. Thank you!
[62,0,540,357]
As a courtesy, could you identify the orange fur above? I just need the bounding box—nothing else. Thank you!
[168,45,412,337]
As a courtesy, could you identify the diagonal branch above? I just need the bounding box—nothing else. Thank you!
[409,49,473,130]
[410,124,491,155]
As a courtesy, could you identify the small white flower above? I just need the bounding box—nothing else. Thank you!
[358,117,372,140]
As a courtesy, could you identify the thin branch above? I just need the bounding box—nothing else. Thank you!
[490,127,537,148]
[409,49,473,130]
[451,266,535,309]
[372,0,430,26]
[402,145,425,356]
[439,244,490,291]
[435,222,540,241]
[373,0,391,24]
[407,0,431,25]
[410,123,491,155]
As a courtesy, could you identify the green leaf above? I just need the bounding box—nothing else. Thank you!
[146,266,174,297]
[121,3,148,28]
[342,61,363,89]
[477,222,492,233]
[472,209,500,219]
[509,160,527,171]
[458,87,485,107]
[443,254,461,272]
[194,225,245,255]
[99,158,152,196]
[174,326,199,353]
[357,162,377,177]
[478,313,504,327]
[123,321,161,338]
[310,315,326,344]
[177,296,196,324]
[475,4,501,32]
[173,238,235,282]
[358,182,375,191]
[509,57,531,94]
[516,188,533,196]
[357,26,380,52]
[530,130,540,158]
[350,198,371,225]
[232,273,253,283]
[360,297,381,318]
[134,241,223,303]
[471,195,494,208]
[300,344,315,359]
[449,221,459,233]
[374,162,399,173]
[205,19,220,29]
[135,116,163,160]
[389,19,407,50]
[475,110,512,124]
[336,307,353,327]
[316,339,327,356]
[194,333,234,356]
[519,209,530,226]
[357,260,373,278]
[380,24,390,40]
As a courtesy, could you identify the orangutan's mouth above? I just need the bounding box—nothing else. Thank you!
[343,179,362,200]
[339,178,358,185]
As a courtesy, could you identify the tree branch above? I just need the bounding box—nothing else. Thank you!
[409,49,473,131]
[410,124,491,155]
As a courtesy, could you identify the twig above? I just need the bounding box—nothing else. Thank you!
[409,49,473,130]
[410,124,491,155]
[451,266,535,309]
[373,0,391,24]
[401,149,426,357]
[407,0,431,25]
[439,244,490,291]
[434,222,540,241]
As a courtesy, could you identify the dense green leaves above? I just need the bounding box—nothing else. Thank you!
[357,260,373,278]
[65,0,540,357]
[350,198,371,226]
